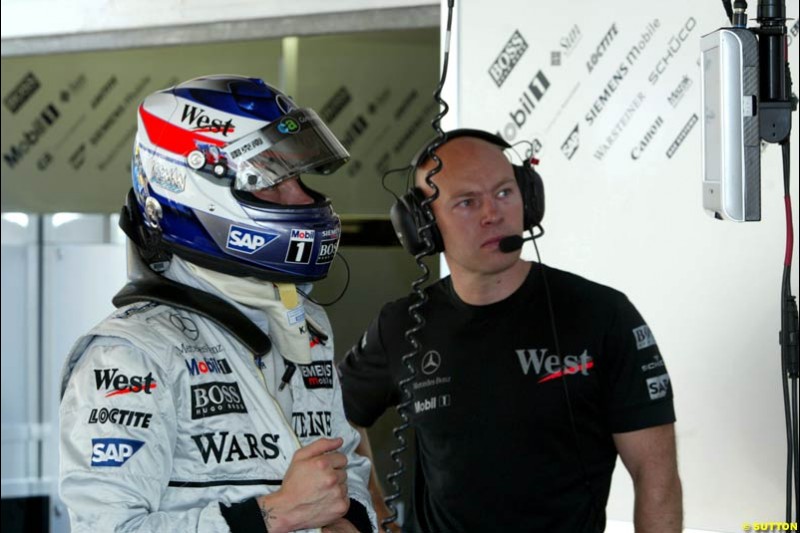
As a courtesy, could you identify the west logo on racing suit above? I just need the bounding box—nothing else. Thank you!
[94,368,157,397]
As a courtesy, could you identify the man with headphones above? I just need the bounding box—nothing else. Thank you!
[59,76,376,533]
[338,130,682,532]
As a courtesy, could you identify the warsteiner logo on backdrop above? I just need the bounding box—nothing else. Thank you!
[488,30,529,88]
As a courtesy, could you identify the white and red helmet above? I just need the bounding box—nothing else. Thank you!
[127,75,349,282]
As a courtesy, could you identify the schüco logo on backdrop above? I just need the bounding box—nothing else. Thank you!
[488,30,529,88]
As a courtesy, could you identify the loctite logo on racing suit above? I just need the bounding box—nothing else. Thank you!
[94,368,157,397]
[88,408,153,428]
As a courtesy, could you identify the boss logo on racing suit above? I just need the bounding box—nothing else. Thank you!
[190,381,247,419]
[88,408,153,428]
[191,431,280,464]
[94,368,157,397]
[646,373,670,400]
[91,438,145,467]
[226,225,278,254]
[298,361,333,389]
[292,411,332,438]
[185,357,232,377]
[632,324,656,350]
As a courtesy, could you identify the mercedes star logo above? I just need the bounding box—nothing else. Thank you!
[169,314,199,340]
[421,350,441,375]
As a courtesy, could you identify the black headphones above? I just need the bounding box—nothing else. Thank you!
[389,129,545,256]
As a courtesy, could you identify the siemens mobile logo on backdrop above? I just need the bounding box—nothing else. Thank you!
[226,226,278,254]
[488,30,529,88]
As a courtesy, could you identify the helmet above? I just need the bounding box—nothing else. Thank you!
[125,75,349,283]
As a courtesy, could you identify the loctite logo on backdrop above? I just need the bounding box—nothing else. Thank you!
[488,30,529,88]
[3,103,60,169]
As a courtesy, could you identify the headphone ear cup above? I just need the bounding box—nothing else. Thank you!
[514,165,545,229]
[390,188,444,256]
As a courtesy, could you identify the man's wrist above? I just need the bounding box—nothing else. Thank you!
[256,492,297,533]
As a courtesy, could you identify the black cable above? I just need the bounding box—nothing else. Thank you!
[383,3,455,530]
[296,251,350,307]
[531,236,601,524]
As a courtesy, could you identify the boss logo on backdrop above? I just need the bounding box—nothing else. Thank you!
[319,86,351,124]
[648,17,697,85]
[3,72,41,114]
[586,24,619,73]
[488,30,529,88]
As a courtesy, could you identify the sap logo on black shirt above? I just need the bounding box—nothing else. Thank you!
[292,411,332,438]
[190,381,247,419]
[89,408,153,428]
[91,438,144,467]
[185,357,232,377]
[94,368,157,397]
[646,373,670,400]
[226,225,278,254]
[191,431,280,464]
[298,361,333,389]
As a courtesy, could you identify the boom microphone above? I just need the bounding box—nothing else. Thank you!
[498,234,529,253]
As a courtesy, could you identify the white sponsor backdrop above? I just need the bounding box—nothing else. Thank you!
[453,1,799,530]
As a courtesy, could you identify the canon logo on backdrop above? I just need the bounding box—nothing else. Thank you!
[488,30,529,88]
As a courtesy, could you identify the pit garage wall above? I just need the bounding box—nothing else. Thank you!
[451,1,799,530]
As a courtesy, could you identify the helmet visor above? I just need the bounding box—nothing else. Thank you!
[225,108,349,192]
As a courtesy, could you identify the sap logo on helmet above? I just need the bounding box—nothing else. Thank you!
[91,438,145,467]
[180,105,235,136]
[290,229,315,241]
[227,225,278,254]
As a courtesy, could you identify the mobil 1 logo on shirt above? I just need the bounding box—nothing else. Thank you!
[286,229,314,264]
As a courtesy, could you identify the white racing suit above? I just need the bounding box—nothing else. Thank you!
[59,260,376,532]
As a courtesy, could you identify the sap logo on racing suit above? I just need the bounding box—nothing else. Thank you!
[191,431,281,464]
[91,438,145,467]
[226,225,278,254]
[94,368,157,397]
